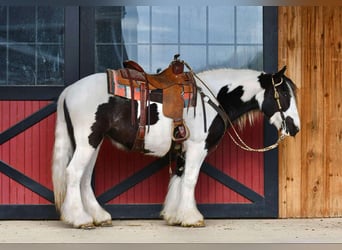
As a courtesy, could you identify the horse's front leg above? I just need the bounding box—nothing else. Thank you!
[162,141,207,227]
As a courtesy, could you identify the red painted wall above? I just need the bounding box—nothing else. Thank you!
[0,101,55,204]
[0,101,264,205]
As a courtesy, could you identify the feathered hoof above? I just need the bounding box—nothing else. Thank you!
[180,220,205,228]
[95,220,113,227]
[78,223,96,230]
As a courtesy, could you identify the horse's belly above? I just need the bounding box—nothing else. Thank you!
[143,116,173,157]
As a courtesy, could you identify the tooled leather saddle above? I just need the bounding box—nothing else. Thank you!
[107,55,197,151]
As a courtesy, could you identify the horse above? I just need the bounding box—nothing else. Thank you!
[52,60,300,229]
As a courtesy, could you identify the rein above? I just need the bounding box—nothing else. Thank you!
[183,62,288,152]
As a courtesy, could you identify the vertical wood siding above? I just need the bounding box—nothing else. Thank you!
[278,6,342,218]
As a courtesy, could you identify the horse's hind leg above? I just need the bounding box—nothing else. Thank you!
[175,141,207,227]
[80,143,112,227]
[61,145,96,228]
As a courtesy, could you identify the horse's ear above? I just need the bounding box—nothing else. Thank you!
[278,65,287,76]
[258,72,269,89]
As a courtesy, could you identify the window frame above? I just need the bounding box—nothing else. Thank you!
[0,6,79,100]
[0,2,277,102]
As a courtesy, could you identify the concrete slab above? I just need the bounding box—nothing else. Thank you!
[0,218,341,243]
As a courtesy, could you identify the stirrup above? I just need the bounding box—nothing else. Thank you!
[171,121,190,142]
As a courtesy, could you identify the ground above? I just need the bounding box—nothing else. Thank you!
[0,218,341,243]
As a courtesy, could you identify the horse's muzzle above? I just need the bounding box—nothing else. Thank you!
[285,116,300,137]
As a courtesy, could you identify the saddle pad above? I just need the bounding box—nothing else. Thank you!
[106,69,195,107]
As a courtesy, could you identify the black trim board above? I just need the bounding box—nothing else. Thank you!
[0,203,268,220]
[97,156,169,204]
[0,87,64,101]
[0,161,54,203]
[201,162,264,203]
[262,6,279,217]
[0,102,57,145]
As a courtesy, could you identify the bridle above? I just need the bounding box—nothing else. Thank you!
[184,62,289,152]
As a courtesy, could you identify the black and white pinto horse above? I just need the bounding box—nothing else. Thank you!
[52,65,300,228]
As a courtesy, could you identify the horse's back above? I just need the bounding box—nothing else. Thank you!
[62,73,109,109]
[60,73,110,131]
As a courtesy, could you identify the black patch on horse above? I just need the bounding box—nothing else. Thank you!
[89,96,159,150]
[63,100,76,152]
[205,84,259,151]
[258,73,292,118]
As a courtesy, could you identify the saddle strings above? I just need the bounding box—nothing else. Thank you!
[182,61,287,152]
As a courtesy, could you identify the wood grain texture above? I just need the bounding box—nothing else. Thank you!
[279,6,342,218]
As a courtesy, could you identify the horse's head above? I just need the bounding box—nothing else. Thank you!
[257,66,300,137]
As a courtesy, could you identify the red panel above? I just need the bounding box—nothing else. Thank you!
[200,115,265,203]
[94,140,168,204]
[95,115,265,205]
[1,100,264,206]
[0,101,55,205]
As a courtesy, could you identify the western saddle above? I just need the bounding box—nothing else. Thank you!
[107,55,197,151]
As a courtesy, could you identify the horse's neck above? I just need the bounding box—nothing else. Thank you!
[199,68,263,124]
[224,96,260,124]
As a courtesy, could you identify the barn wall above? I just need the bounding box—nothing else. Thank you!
[0,101,55,204]
[278,6,342,218]
[1,100,265,206]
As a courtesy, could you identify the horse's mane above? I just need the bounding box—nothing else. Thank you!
[234,110,262,131]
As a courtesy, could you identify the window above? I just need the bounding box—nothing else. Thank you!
[95,6,263,74]
[0,6,64,86]
[0,3,267,101]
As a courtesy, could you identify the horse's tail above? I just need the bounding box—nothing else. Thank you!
[52,89,74,212]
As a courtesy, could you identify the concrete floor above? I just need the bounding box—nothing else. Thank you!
[0,218,341,243]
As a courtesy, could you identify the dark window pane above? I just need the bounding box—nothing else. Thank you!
[96,45,127,72]
[38,7,64,43]
[2,7,64,86]
[0,45,6,85]
[8,45,36,85]
[96,7,126,43]
[37,45,64,85]
[9,7,36,43]
[0,7,7,42]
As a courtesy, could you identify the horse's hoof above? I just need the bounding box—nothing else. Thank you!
[95,220,113,227]
[79,223,96,230]
[181,220,205,228]
[165,219,181,226]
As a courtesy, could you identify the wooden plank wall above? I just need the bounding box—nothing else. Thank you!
[278,6,342,218]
